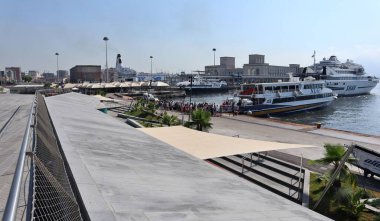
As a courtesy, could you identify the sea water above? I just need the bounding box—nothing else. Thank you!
[173,85,380,136]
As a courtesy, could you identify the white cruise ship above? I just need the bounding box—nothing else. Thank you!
[311,55,378,96]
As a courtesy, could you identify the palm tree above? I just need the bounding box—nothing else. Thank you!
[335,188,367,218]
[310,143,357,188]
[161,112,179,127]
[185,108,212,131]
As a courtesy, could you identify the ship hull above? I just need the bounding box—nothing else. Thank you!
[239,97,334,117]
[326,79,378,96]
[184,87,229,93]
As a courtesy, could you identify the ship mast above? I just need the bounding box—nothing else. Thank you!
[312,50,316,71]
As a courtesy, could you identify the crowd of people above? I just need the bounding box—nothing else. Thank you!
[158,100,220,116]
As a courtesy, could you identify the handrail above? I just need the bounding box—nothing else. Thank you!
[3,96,36,221]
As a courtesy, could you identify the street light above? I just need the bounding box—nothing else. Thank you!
[150,56,153,78]
[212,48,216,67]
[55,52,59,82]
[212,48,216,75]
[103,37,109,82]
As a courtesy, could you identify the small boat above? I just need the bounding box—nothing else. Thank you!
[232,79,336,116]
[142,92,159,102]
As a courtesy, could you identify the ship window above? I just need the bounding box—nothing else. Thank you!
[281,86,289,91]
[265,86,273,91]
[255,98,265,104]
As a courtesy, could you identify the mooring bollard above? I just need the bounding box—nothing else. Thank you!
[316,122,322,129]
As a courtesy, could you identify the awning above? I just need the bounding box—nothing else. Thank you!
[138,126,315,159]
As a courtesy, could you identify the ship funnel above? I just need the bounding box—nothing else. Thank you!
[117,54,122,65]
[116,54,122,71]
[322,66,327,75]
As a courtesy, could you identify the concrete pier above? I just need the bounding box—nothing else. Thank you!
[209,114,380,160]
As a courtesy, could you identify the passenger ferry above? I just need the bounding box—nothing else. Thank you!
[235,80,336,116]
[304,55,379,96]
[176,75,228,93]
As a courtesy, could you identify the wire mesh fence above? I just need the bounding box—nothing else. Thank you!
[31,92,83,221]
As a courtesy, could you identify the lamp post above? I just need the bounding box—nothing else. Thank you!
[150,56,153,80]
[103,37,109,82]
[188,74,193,122]
[212,48,216,75]
[55,52,59,82]
[212,48,216,66]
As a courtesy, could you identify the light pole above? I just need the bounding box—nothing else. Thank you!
[212,48,216,66]
[103,37,109,82]
[150,56,153,79]
[188,74,193,122]
[55,52,59,82]
[212,48,216,75]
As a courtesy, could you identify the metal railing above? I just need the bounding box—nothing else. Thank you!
[30,92,83,220]
[3,95,36,221]
[3,92,86,221]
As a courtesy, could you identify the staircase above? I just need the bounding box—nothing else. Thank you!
[107,105,131,114]
[207,152,305,204]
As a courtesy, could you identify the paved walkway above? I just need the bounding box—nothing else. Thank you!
[211,114,380,160]
[159,110,380,161]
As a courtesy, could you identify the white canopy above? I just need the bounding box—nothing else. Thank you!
[91,83,104,89]
[112,82,121,87]
[138,126,315,159]
[120,82,132,88]
[151,81,169,87]
[64,83,76,89]
[130,82,142,87]
[104,83,116,88]
[140,81,151,87]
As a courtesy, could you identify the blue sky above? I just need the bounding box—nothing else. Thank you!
[1,0,380,75]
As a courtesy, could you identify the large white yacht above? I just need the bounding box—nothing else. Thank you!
[310,55,378,96]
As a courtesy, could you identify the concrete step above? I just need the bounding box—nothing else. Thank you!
[235,154,304,182]
[223,156,301,192]
[208,157,301,204]
[218,157,294,193]
[208,152,306,204]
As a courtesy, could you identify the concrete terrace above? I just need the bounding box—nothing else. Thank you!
[0,94,33,219]
[45,93,330,221]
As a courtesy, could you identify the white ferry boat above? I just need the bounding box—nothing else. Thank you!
[310,55,378,96]
[176,75,228,93]
[235,80,336,116]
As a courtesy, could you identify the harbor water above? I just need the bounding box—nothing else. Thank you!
[174,85,380,136]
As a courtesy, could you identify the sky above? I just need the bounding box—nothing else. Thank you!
[1,0,380,76]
